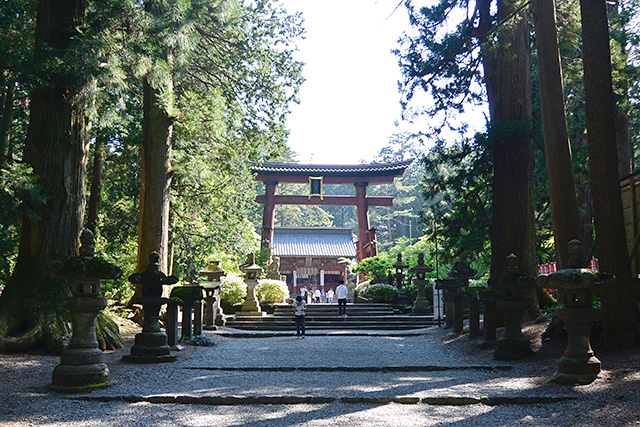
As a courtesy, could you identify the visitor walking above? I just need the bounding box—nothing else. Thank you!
[314,288,321,303]
[336,280,348,317]
[327,289,334,304]
[292,295,307,338]
[320,289,326,303]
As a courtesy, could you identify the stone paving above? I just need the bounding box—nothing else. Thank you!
[1,324,639,426]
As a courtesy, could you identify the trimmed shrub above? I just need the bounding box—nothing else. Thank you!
[357,283,398,303]
[220,272,246,307]
[256,279,289,304]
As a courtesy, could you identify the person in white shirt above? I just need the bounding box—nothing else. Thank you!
[336,280,348,317]
[314,288,321,303]
[327,289,334,304]
[292,295,307,338]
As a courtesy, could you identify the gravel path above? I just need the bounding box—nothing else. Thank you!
[1,324,639,426]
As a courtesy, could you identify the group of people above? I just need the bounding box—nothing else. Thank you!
[300,286,334,303]
[293,280,349,338]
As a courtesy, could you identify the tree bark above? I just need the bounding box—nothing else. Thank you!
[483,1,536,280]
[580,0,640,348]
[88,134,106,230]
[0,0,90,352]
[532,0,582,269]
[136,77,173,276]
[0,78,16,167]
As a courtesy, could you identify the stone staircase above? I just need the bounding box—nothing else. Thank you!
[225,303,437,331]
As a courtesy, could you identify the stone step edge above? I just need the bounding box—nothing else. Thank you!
[68,394,577,406]
[182,365,514,372]
[214,331,432,337]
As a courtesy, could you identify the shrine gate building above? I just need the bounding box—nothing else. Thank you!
[272,227,356,295]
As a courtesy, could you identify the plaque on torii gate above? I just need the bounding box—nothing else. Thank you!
[252,160,413,261]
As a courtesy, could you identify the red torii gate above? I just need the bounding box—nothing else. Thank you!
[252,160,413,261]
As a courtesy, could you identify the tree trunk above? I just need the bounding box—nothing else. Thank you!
[0,0,90,352]
[0,78,16,167]
[532,0,582,269]
[484,1,536,280]
[136,77,173,277]
[87,134,106,230]
[580,0,640,348]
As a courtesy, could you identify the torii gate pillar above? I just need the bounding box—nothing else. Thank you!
[355,182,376,260]
[261,180,278,248]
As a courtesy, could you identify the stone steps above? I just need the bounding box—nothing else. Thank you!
[225,303,436,331]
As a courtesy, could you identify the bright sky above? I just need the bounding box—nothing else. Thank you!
[281,0,411,165]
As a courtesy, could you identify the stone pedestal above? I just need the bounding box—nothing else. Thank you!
[168,285,204,341]
[51,297,114,392]
[553,307,601,384]
[494,301,532,360]
[412,279,431,314]
[200,261,226,330]
[236,254,264,317]
[536,240,603,385]
[437,278,465,333]
[50,228,121,393]
[479,290,497,348]
[493,254,533,360]
[123,296,176,363]
[468,292,481,339]
[409,253,433,315]
[123,253,178,363]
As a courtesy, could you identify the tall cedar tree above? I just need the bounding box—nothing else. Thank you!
[399,0,536,278]
[0,0,90,352]
[532,0,582,269]
[580,0,640,348]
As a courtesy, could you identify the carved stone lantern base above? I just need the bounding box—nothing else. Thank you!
[552,307,601,385]
[122,331,177,363]
[494,301,533,361]
[50,297,114,393]
[123,297,177,364]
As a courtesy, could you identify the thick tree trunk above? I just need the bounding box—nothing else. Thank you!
[0,0,90,352]
[136,78,173,276]
[580,0,640,348]
[484,1,536,280]
[532,0,582,269]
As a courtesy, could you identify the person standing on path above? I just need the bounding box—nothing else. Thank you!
[336,280,348,317]
[292,295,307,338]
[327,288,334,304]
[314,288,321,303]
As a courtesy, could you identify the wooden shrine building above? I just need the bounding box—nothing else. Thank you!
[252,160,412,261]
[272,227,356,294]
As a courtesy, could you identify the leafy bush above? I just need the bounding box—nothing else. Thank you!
[256,279,289,304]
[357,282,398,303]
[353,256,393,284]
[220,272,246,306]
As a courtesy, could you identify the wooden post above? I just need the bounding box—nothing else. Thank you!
[355,182,370,259]
[261,180,278,249]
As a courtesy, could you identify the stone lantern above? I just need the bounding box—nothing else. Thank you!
[493,254,533,360]
[408,253,433,314]
[122,253,178,363]
[436,260,475,333]
[200,260,226,329]
[536,240,604,385]
[50,229,122,393]
[236,253,264,317]
[393,253,412,306]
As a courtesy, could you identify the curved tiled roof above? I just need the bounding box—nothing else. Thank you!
[272,227,356,258]
[252,159,413,175]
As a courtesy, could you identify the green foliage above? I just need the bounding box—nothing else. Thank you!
[0,164,45,288]
[353,256,393,284]
[256,279,289,304]
[219,272,246,306]
[184,335,215,347]
[356,282,398,303]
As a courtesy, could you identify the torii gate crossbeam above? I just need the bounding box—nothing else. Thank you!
[252,160,413,261]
